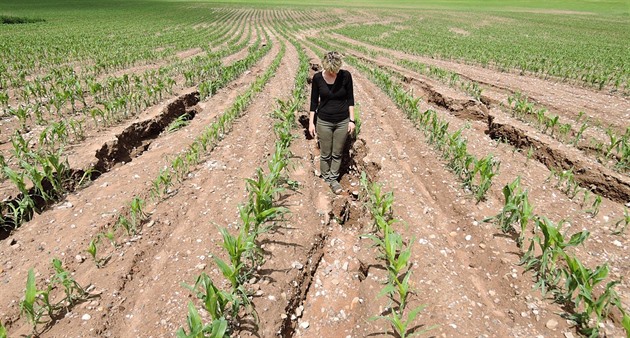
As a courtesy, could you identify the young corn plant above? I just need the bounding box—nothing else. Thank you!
[86,235,111,268]
[353,103,362,139]
[244,167,287,228]
[167,113,192,133]
[521,217,590,296]
[0,321,6,338]
[129,196,148,233]
[20,259,94,334]
[484,177,534,247]
[612,207,629,234]
[20,269,50,332]
[176,302,228,338]
[180,273,232,336]
[471,155,500,203]
[557,255,624,337]
[370,303,435,338]
[585,195,602,216]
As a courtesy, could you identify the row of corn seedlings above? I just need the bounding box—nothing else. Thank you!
[16,259,96,336]
[86,37,285,268]
[1,13,252,142]
[359,59,499,202]
[178,38,310,336]
[545,168,604,217]
[395,59,484,100]
[485,177,630,337]
[0,135,78,229]
[3,21,254,141]
[0,26,266,233]
[305,37,500,202]
[507,93,629,173]
[306,36,484,101]
[359,172,436,337]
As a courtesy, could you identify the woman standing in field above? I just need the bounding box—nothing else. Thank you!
[308,51,355,194]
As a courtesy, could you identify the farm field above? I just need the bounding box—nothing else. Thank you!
[0,0,628,337]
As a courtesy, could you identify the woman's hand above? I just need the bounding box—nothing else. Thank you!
[348,121,355,135]
[309,122,317,138]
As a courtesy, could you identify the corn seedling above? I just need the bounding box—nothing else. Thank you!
[371,303,435,338]
[484,177,534,247]
[50,258,91,307]
[116,214,133,235]
[557,255,622,337]
[522,217,589,295]
[612,207,629,234]
[353,103,362,138]
[129,196,148,232]
[245,167,287,227]
[167,113,192,133]
[176,301,228,338]
[87,235,110,268]
[183,273,233,320]
[19,259,94,334]
[586,195,602,216]
[20,269,49,331]
[0,321,6,338]
[472,155,500,203]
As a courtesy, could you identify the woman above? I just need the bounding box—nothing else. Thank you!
[309,51,355,194]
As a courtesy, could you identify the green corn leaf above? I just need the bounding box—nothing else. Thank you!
[591,264,609,285]
[176,302,203,338]
[621,312,629,335]
[567,230,590,247]
[377,283,396,299]
[209,318,228,338]
[0,321,6,338]
[405,303,428,328]
[24,269,37,306]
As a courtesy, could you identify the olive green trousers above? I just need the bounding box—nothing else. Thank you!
[316,117,349,183]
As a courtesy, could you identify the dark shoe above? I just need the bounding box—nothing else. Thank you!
[330,181,343,195]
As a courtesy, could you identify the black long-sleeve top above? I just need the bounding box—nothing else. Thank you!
[309,69,354,123]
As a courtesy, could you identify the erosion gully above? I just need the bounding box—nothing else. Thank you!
[0,37,280,336]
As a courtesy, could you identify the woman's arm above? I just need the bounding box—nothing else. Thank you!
[347,71,356,134]
[309,74,320,138]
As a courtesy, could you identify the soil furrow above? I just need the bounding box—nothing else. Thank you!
[295,40,616,338]
[0,33,280,337]
[327,33,629,132]
[90,33,294,338]
[488,114,630,204]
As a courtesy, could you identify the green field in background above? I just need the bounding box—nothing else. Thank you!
[1,0,628,91]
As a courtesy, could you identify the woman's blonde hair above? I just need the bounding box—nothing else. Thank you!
[322,51,343,73]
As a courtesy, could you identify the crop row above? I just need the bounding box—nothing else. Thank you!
[360,172,436,337]
[486,177,630,337]
[507,93,629,173]
[0,7,250,83]
[321,36,484,100]
[1,29,286,338]
[178,37,310,337]
[335,12,629,92]
[0,26,268,232]
[306,38,500,202]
